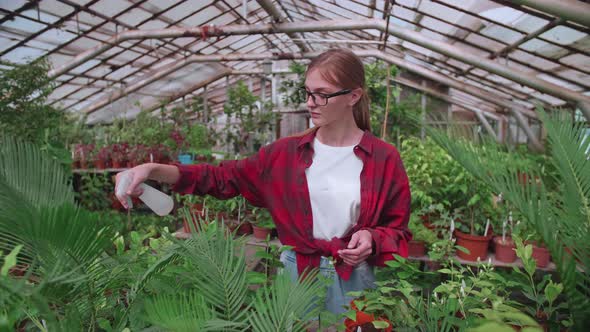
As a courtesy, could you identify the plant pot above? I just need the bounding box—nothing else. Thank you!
[493,236,516,263]
[236,222,253,235]
[531,243,550,268]
[112,159,125,169]
[425,260,442,271]
[454,230,492,262]
[408,240,426,257]
[72,160,80,169]
[94,159,107,169]
[178,153,193,165]
[252,225,272,240]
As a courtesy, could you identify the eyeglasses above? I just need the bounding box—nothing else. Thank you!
[297,87,352,106]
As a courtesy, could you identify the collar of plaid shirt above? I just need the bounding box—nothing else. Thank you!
[172,128,412,281]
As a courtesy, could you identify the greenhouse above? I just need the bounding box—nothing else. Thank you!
[1,0,589,331]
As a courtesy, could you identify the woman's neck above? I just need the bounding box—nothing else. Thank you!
[316,118,364,147]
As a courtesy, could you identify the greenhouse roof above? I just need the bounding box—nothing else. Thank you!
[1,0,589,124]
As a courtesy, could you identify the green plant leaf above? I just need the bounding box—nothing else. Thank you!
[372,320,390,329]
[1,244,22,276]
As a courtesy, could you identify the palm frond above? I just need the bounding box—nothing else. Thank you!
[0,135,74,208]
[0,136,118,326]
[539,109,590,228]
[174,219,251,326]
[426,108,590,329]
[248,271,324,332]
[144,290,241,332]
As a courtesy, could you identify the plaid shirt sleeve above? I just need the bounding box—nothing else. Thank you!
[172,147,268,207]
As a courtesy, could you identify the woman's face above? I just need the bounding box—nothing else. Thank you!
[304,68,359,127]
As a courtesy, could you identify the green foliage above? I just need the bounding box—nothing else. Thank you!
[1,135,326,331]
[248,271,324,332]
[223,80,277,155]
[0,59,79,167]
[511,237,567,323]
[400,136,486,214]
[76,173,112,211]
[251,207,275,229]
[0,59,62,143]
[279,61,307,107]
[426,107,590,329]
[408,213,437,245]
[365,61,421,140]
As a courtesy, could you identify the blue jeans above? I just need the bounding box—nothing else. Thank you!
[279,249,376,316]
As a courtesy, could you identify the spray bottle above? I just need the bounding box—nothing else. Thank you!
[115,170,174,216]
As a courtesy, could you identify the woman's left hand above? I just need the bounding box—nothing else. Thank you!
[338,230,373,266]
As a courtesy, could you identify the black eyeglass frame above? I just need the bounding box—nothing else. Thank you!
[299,87,352,106]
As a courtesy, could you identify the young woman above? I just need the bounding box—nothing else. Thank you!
[115,48,411,315]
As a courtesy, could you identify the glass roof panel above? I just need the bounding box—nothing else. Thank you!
[89,0,131,17]
[2,46,45,63]
[419,1,463,24]
[520,39,568,59]
[118,8,154,26]
[2,15,46,34]
[162,1,212,21]
[540,26,586,46]
[181,6,222,26]
[560,53,590,72]
[1,0,27,11]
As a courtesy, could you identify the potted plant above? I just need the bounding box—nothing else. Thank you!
[110,143,127,169]
[408,213,437,257]
[94,144,109,169]
[128,144,147,167]
[74,143,95,169]
[512,237,567,329]
[251,207,275,240]
[492,209,522,263]
[453,191,496,262]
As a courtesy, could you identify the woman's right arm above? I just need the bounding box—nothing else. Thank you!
[115,163,180,209]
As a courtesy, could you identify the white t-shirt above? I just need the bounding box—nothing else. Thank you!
[305,137,363,240]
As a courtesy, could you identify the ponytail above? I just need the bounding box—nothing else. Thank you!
[353,90,371,132]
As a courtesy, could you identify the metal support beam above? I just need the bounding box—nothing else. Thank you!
[393,77,501,121]
[203,85,208,123]
[473,110,499,142]
[255,0,311,52]
[81,53,300,114]
[511,0,590,28]
[393,77,500,142]
[47,18,590,120]
[81,50,532,120]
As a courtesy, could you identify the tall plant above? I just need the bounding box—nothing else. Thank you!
[426,108,590,329]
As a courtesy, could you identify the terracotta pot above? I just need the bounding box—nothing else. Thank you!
[426,260,442,271]
[493,236,517,263]
[531,243,550,268]
[454,230,492,261]
[112,160,125,169]
[94,160,106,169]
[408,240,426,257]
[252,225,272,240]
[236,222,253,235]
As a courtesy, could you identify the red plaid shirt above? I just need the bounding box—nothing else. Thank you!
[173,129,411,280]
